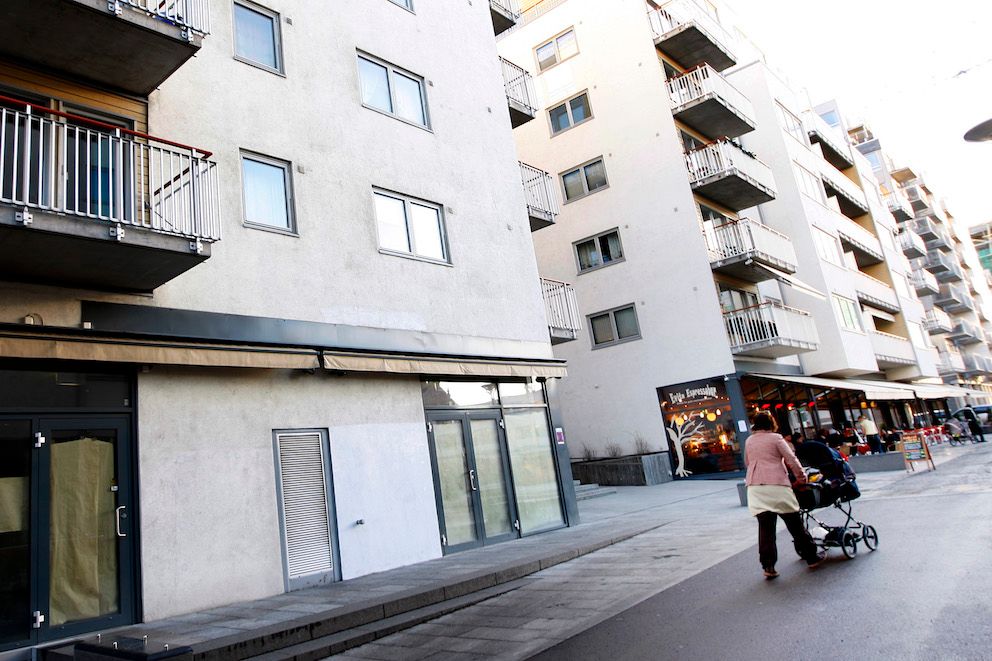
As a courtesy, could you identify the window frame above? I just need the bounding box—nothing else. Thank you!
[240,150,297,236]
[547,90,593,136]
[573,228,625,274]
[560,156,609,203]
[232,0,285,76]
[357,52,431,130]
[776,101,807,146]
[534,27,579,72]
[588,303,641,349]
[372,187,451,265]
[794,162,826,204]
[831,294,865,333]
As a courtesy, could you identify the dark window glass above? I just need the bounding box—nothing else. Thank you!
[549,104,569,133]
[569,94,590,123]
[0,371,130,409]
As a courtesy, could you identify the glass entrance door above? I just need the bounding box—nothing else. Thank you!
[428,412,518,553]
[0,420,32,650]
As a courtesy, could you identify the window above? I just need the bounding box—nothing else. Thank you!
[373,189,448,262]
[776,102,807,145]
[832,294,864,332]
[814,228,843,265]
[388,0,413,10]
[865,151,883,171]
[589,304,640,348]
[357,54,429,128]
[548,92,592,135]
[819,110,840,127]
[561,157,608,202]
[908,322,931,349]
[233,1,283,73]
[795,163,825,203]
[574,229,623,272]
[241,152,294,233]
[535,28,578,71]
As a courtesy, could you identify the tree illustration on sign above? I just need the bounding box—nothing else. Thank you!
[667,416,705,478]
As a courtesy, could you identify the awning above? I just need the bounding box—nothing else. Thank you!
[322,352,567,378]
[862,307,896,323]
[844,379,919,401]
[907,382,987,401]
[756,264,827,301]
[749,373,916,401]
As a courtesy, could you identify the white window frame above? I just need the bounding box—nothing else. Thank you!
[372,188,450,264]
[589,304,641,349]
[560,156,609,203]
[357,52,431,130]
[795,162,825,204]
[574,228,624,274]
[776,102,807,146]
[814,227,843,266]
[548,91,592,136]
[832,294,864,333]
[535,28,579,72]
[232,0,285,75]
[240,150,296,235]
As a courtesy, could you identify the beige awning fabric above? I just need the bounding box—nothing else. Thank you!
[0,332,321,369]
[750,373,916,401]
[321,352,567,378]
[757,265,827,301]
[908,382,987,401]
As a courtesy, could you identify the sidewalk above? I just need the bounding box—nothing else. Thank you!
[66,443,982,661]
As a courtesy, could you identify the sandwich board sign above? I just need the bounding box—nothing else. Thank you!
[901,431,935,472]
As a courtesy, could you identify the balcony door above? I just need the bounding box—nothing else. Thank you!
[0,416,136,652]
[427,411,519,553]
[63,107,135,222]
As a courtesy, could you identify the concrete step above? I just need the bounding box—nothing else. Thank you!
[575,485,617,501]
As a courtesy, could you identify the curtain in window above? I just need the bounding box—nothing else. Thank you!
[577,240,600,270]
[603,233,622,261]
[358,59,392,112]
[243,158,289,229]
[392,73,425,125]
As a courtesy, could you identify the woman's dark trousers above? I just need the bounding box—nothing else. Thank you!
[756,511,818,569]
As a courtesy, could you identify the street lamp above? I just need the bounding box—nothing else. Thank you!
[964,118,992,142]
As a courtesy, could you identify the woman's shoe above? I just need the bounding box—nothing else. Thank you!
[763,568,779,579]
[807,552,827,569]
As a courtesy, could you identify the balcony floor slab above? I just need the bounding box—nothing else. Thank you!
[672,96,755,140]
[654,25,735,72]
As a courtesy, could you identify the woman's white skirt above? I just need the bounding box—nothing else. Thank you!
[747,484,800,516]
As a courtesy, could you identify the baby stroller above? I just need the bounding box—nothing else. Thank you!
[793,442,878,559]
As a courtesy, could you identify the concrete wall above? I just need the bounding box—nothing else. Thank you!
[137,367,439,619]
[498,0,737,458]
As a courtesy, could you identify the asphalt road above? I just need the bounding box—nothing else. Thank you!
[532,445,992,661]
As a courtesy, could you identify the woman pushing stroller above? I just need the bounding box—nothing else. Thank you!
[744,412,826,579]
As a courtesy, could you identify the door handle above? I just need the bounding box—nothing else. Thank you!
[115,505,127,538]
[468,469,478,492]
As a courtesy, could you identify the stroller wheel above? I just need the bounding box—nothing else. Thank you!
[863,525,878,551]
[841,530,858,559]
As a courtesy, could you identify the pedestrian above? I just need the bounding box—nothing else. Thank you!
[744,411,825,579]
[967,416,986,443]
[857,414,883,454]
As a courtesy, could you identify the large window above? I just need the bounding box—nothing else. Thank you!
[241,152,294,233]
[589,304,640,348]
[832,294,864,332]
[373,189,448,262]
[233,1,283,73]
[574,229,623,272]
[776,102,807,145]
[814,227,843,265]
[358,54,429,128]
[548,92,591,135]
[795,163,825,203]
[535,28,578,71]
[561,157,608,202]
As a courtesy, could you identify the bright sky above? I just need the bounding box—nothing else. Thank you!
[725,0,992,226]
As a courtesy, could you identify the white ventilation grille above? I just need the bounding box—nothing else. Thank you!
[277,432,334,579]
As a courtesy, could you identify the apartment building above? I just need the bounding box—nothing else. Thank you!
[848,122,992,397]
[497,0,979,480]
[0,0,581,652]
[969,221,992,275]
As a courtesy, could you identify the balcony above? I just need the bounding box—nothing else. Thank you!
[0,98,219,293]
[870,331,916,368]
[899,228,926,258]
[520,162,559,232]
[724,302,819,358]
[541,278,580,344]
[921,251,963,281]
[667,65,755,139]
[855,273,900,314]
[821,167,869,219]
[902,183,929,213]
[911,269,940,296]
[938,347,966,375]
[962,353,992,377]
[705,218,796,282]
[685,140,775,211]
[1,0,208,96]
[923,308,953,334]
[912,216,940,241]
[647,1,736,72]
[500,57,537,128]
[934,284,974,313]
[805,111,855,171]
[925,228,953,253]
[490,0,520,36]
[838,222,884,267]
[949,319,984,345]
[885,189,914,222]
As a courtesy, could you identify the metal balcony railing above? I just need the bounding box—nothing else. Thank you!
[685,139,775,192]
[0,98,220,243]
[870,330,915,364]
[950,319,984,344]
[647,1,736,56]
[803,110,854,167]
[520,162,559,222]
[500,57,537,115]
[911,269,940,294]
[923,308,953,333]
[666,64,754,118]
[884,188,913,219]
[490,0,521,20]
[706,218,796,268]
[122,0,211,36]
[541,278,581,340]
[899,228,926,257]
[723,302,818,353]
[821,165,868,213]
[963,353,992,375]
[938,347,966,373]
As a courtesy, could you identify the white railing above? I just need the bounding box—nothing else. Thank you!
[685,140,775,193]
[723,302,818,351]
[911,269,939,293]
[647,1,736,55]
[541,278,581,336]
[912,215,939,239]
[870,330,915,362]
[951,319,983,341]
[855,272,898,307]
[803,110,852,164]
[500,57,537,115]
[706,218,795,268]
[821,165,868,212]
[884,188,913,217]
[923,308,952,332]
[520,162,559,220]
[837,218,883,258]
[899,229,926,255]
[939,346,966,373]
[122,0,210,35]
[666,64,754,119]
[490,0,520,19]
[0,103,220,242]
[937,283,972,308]
[963,353,992,375]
